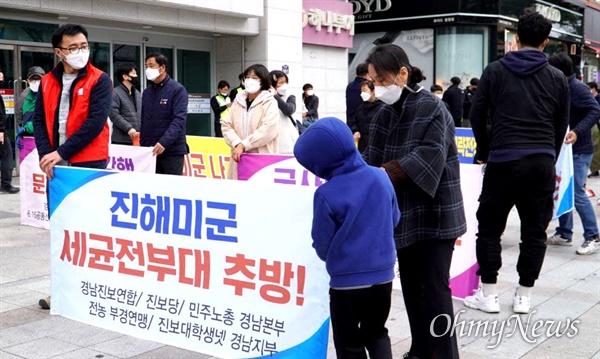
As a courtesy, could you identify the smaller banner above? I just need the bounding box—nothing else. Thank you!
[19,137,156,230]
[552,141,574,220]
[238,153,480,299]
[455,127,477,164]
[184,136,231,179]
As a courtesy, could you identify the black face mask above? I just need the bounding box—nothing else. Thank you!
[128,76,139,87]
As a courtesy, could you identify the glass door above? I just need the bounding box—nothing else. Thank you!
[0,45,55,175]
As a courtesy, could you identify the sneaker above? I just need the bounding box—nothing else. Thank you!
[513,293,531,314]
[586,188,596,197]
[402,352,421,359]
[588,171,600,178]
[547,233,573,246]
[39,296,51,310]
[464,288,500,313]
[576,237,600,255]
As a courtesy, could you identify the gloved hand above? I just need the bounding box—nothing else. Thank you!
[16,127,25,149]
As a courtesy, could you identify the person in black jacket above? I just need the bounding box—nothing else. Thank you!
[462,77,478,127]
[302,83,319,123]
[110,63,141,145]
[465,12,569,315]
[547,52,600,255]
[345,63,370,127]
[141,52,188,175]
[442,76,464,128]
[210,80,231,138]
[0,70,19,193]
[349,80,384,153]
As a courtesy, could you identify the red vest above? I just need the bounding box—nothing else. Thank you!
[42,63,109,164]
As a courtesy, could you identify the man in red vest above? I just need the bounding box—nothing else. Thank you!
[32,24,112,309]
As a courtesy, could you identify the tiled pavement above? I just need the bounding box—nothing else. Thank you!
[1,177,599,359]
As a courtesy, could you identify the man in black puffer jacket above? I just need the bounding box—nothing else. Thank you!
[465,11,569,316]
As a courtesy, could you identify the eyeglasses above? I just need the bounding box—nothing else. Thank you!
[58,44,90,54]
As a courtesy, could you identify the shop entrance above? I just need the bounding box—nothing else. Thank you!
[0,44,55,174]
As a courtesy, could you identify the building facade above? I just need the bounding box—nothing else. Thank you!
[0,0,351,137]
[352,0,587,90]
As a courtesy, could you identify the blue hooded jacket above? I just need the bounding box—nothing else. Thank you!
[294,117,400,288]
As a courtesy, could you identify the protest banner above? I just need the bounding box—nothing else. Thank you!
[19,137,155,229]
[238,153,482,299]
[184,136,230,179]
[49,166,330,358]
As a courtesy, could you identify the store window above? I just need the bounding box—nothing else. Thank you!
[90,42,110,74]
[435,26,489,88]
[113,44,141,86]
[0,19,56,43]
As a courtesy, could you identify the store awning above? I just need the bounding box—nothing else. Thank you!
[585,44,600,56]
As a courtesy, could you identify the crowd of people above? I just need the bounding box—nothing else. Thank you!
[0,12,599,359]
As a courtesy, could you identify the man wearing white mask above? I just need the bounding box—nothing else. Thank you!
[140,52,189,175]
[15,66,45,137]
[32,24,112,310]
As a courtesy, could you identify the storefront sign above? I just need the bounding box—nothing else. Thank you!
[302,0,354,48]
[1,89,15,115]
[49,166,330,358]
[187,94,211,114]
[535,3,561,22]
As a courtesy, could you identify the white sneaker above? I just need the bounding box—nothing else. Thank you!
[464,288,500,313]
[513,293,531,314]
[547,233,573,246]
[576,237,600,255]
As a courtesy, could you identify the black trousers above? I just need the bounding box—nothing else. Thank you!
[156,154,184,175]
[214,119,223,137]
[475,154,555,287]
[0,135,14,188]
[397,238,458,359]
[329,282,393,359]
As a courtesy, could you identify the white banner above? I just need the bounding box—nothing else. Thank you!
[49,167,330,358]
[19,138,156,230]
[553,141,574,220]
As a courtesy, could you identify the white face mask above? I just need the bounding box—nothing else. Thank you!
[277,84,289,97]
[64,51,89,70]
[374,73,403,105]
[29,80,40,92]
[306,90,314,97]
[435,93,443,99]
[244,78,261,94]
[360,91,371,102]
[220,92,228,97]
[145,67,161,81]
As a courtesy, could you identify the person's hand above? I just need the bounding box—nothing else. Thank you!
[231,143,245,162]
[564,131,577,144]
[127,128,138,139]
[0,132,4,145]
[226,102,232,108]
[39,151,63,180]
[152,142,165,156]
[353,132,361,141]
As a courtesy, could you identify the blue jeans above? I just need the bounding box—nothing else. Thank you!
[556,153,599,240]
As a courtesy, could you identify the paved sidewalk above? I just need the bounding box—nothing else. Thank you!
[1,177,599,359]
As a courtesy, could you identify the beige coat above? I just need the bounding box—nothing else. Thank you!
[222,89,280,179]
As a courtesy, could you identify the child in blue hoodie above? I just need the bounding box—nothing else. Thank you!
[294,117,400,359]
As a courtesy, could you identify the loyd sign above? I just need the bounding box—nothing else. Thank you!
[535,3,561,22]
[350,0,392,14]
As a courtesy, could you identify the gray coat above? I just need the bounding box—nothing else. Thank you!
[110,84,141,144]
